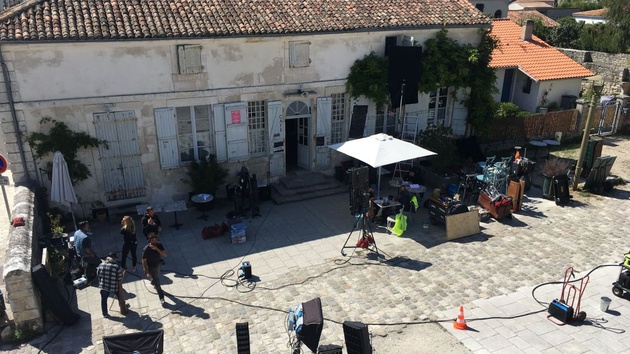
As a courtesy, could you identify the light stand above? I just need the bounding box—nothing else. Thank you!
[340,211,385,260]
[572,81,604,191]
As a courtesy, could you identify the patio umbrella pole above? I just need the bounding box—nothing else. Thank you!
[377,167,382,199]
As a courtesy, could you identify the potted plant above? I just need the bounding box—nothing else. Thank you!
[187,154,228,210]
[540,158,571,200]
[91,200,108,223]
[46,213,67,278]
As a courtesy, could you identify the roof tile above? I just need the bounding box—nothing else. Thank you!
[0,0,490,41]
[489,19,593,81]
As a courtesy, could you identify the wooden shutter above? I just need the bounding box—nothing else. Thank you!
[154,108,179,169]
[177,45,202,74]
[267,101,285,176]
[289,41,310,68]
[213,104,228,162]
[224,102,249,161]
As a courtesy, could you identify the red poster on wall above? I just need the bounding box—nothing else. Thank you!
[231,110,241,124]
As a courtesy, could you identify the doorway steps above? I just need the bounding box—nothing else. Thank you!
[270,171,347,204]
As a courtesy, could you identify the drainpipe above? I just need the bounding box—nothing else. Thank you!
[0,44,31,183]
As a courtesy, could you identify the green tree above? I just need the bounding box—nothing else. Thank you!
[579,22,624,53]
[558,0,603,11]
[530,17,551,42]
[549,17,583,48]
[27,118,107,185]
[602,0,630,50]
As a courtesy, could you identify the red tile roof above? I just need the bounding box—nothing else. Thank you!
[508,10,558,28]
[489,19,593,81]
[0,0,490,41]
[573,8,608,17]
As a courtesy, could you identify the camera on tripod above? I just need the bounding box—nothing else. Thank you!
[347,166,370,215]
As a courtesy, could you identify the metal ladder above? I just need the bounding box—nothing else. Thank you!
[391,112,419,184]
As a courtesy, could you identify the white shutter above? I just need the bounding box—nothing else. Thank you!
[316,97,332,145]
[451,88,468,136]
[213,104,228,162]
[315,97,332,170]
[289,41,310,68]
[154,108,179,169]
[224,102,249,161]
[267,101,285,176]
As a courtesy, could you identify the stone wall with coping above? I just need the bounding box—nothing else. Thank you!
[557,48,630,96]
[2,185,43,332]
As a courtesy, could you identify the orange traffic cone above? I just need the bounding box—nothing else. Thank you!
[453,306,467,330]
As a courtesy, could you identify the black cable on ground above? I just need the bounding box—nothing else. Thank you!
[139,202,275,331]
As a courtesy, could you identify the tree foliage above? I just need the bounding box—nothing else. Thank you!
[579,22,625,53]
[557,0,603,11]
[27,117,107,185]
[346,52,389,110]
[549,17,583,48]
[415,125,457,173]
[602,0,630,50]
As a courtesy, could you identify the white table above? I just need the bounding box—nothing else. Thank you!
[191,194,214,220]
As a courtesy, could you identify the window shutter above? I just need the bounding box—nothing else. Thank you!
[213,104,228,162]
[154,108,179,169]
[289,41,310,68]
[177,45,202,74]
[224,102,249,161]
[267,101,285,176]
[316,97,332,146]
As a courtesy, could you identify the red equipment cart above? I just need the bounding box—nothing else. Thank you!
[547,267,589,325]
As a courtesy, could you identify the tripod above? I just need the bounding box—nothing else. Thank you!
[340,211,385,260]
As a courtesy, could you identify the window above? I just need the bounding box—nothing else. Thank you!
[494,10,502,18]
[176,106,212,163]
[289,41,310,68]
[330,93,345,144]
[177,45,202,74]
[475,3,485,12]
[523,78,532,94]
[248,101,267,156]
[428,87,448,126]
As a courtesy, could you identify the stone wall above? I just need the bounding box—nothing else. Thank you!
[557,48,630,96]
[2,185,43,332]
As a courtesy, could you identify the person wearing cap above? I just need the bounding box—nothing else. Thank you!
[97,252,127,317]
[141,206,162,240]
[142,232,167,305]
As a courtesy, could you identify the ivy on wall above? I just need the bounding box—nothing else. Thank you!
[346,28,499,136]
[345,52,389,110]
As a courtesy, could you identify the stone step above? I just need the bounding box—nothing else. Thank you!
[271,172,348,204]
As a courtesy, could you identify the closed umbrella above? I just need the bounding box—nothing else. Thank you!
[51,151,78,231]
[329,133,436,198]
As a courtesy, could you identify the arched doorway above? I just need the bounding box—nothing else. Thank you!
[285,100,311,171]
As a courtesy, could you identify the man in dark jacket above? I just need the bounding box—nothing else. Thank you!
[140,206,161,240]
[142,233,167,305]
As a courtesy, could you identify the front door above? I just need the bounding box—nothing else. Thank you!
[285,100,311,170]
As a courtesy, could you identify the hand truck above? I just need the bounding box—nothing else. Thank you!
[547,267,589,325]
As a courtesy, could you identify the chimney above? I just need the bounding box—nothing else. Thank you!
[521,19,534,41]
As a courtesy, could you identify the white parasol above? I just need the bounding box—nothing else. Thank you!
[329,133,436,198]
[51,151,78,231]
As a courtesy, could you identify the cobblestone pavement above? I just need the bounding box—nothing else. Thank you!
[1,139,630,353]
